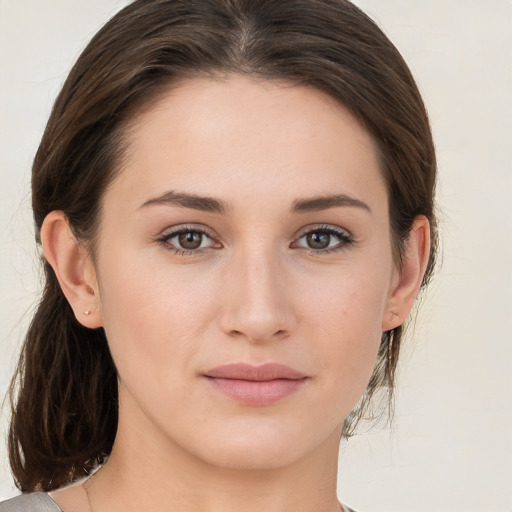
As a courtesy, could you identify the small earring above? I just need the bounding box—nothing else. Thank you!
[84,310,91,316]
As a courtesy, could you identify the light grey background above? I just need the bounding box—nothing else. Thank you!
[1,1,511,511]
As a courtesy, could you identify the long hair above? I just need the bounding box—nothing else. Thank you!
[8,0,437,491]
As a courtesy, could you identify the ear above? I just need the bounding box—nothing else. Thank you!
[40,211,102,328]
[382,215,431,331]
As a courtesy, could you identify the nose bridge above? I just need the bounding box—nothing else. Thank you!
[220,241,295,342]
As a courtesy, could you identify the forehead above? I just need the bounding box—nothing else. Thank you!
[108,75,387,216]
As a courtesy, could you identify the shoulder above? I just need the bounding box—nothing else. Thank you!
[0,492,62,512]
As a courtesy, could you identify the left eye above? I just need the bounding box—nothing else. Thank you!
[293,228,351,251]
[164,230,215,251]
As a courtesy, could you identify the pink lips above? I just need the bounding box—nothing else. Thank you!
[203,363,308,406]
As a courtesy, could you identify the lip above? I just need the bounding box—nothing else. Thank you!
[203,363,308,406]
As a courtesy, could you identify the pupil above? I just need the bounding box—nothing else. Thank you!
[307,231,330,249]
[178,231,202,249]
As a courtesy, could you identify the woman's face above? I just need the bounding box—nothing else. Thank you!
[92,76,399,469]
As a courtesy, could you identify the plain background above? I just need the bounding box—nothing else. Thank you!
[0,1,510,511]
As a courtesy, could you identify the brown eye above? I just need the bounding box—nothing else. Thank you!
[178,231,203,250]
[306,231,331,249]
[293,227,353,253]
[160,228,217,253]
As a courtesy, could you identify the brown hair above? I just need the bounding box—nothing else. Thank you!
[8,0,437,492]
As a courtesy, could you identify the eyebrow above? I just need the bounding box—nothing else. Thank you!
[140,190,370,216]
[291,194,371,214]
[140,191,228,214]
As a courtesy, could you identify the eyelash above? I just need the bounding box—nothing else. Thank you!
[291,225,354,254]
[156,225,219,256]
[156,224,354,256]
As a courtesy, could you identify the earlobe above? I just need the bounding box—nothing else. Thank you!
[40,211,102,328]
[382,215,431,331]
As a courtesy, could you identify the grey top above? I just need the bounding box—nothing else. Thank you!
[0,493,62,512]
[0,492,357,512]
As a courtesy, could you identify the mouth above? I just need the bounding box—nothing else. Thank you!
[202,363,308,406]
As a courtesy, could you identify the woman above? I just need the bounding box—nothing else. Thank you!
[1,0,437,511]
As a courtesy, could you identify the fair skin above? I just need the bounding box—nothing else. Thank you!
[42,76,430,512]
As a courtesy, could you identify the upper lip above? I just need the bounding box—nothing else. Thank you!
[203,363,306,381]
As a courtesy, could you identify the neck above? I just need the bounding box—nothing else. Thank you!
[86,406,343,512]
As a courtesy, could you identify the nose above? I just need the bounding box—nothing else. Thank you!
[218,246,297,344]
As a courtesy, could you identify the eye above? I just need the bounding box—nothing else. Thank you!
[157,227,219,254]
[174,231,207,250]
[292,226,353,252]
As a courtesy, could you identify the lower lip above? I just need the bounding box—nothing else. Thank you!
[204,377,307,406]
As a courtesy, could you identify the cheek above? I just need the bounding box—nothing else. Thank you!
[95,250,219,384]
[299,263,390,409]
[303,260,390,341]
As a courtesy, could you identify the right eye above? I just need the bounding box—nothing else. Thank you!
[157,227,220,255]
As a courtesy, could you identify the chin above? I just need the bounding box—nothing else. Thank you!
[182,417,342,472]
[201,441,306,471]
